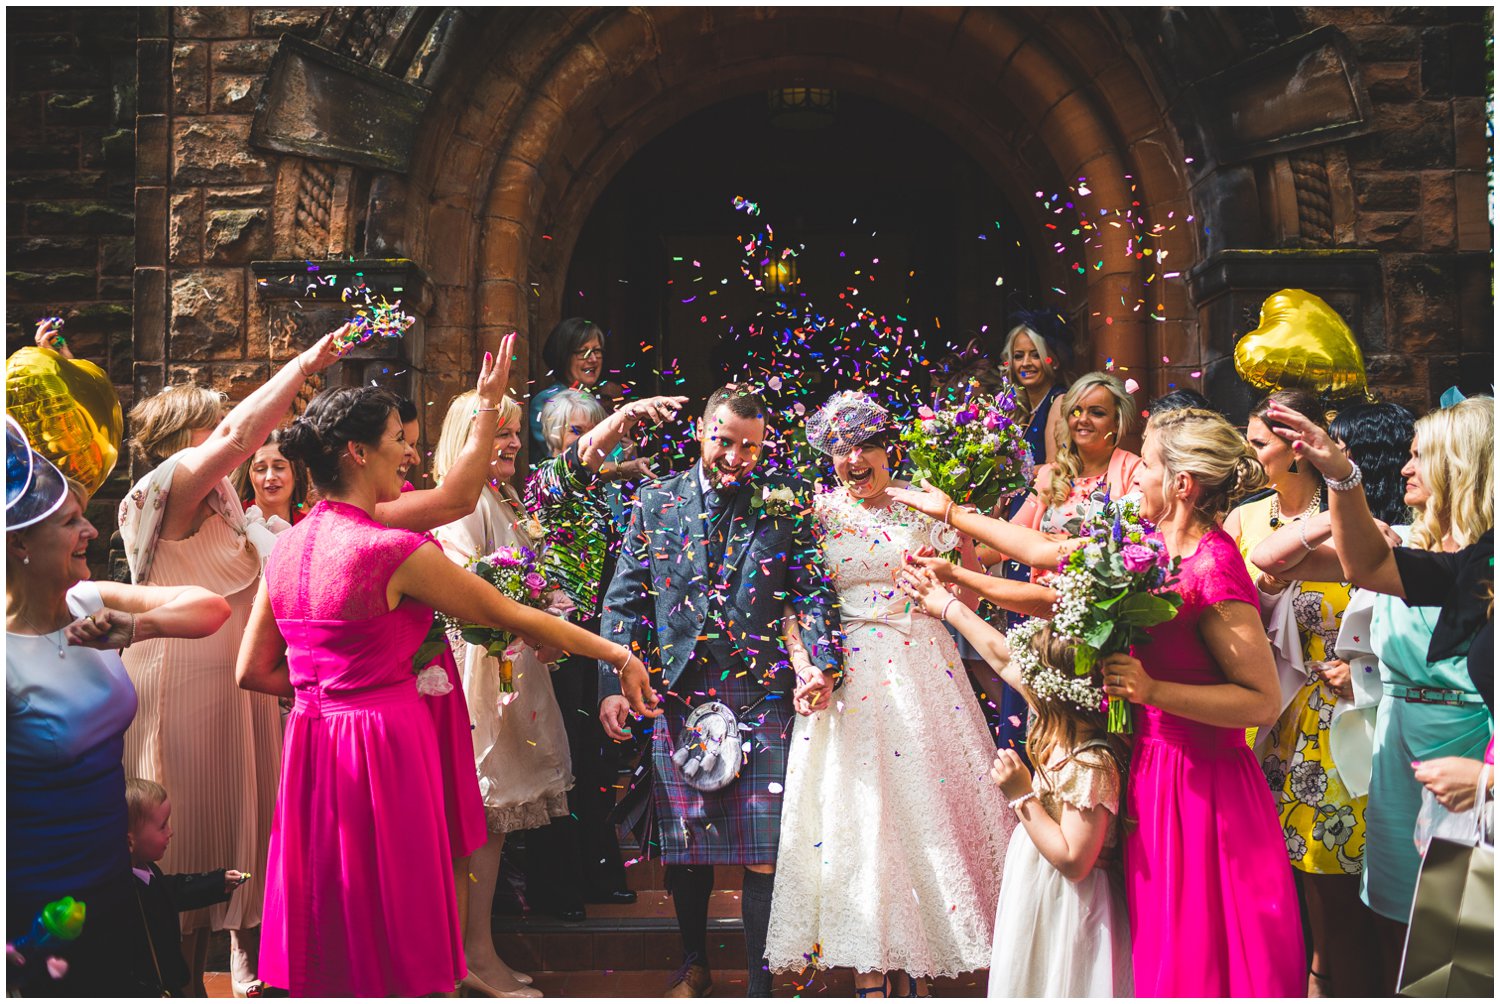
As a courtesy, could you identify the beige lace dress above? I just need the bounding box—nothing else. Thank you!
[434,486,573,833]
[765,489,1014,978]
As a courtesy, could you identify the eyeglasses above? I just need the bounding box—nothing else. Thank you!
[572,347,604,361]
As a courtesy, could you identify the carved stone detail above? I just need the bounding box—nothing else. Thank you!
[293,159,336,253]
[1289,153,1334,246]
[331,6,418,72]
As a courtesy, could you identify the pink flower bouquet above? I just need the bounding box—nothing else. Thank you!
[1050,496,1182,732]
[899,378,1034,513]
[457,544,556,696]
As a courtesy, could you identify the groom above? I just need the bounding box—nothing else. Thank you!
[598,384,842,997]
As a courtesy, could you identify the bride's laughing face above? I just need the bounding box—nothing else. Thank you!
[833,442,892,500]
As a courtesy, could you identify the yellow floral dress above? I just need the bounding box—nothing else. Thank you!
[1232,495,1365,875]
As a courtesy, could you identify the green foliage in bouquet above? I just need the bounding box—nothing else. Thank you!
[1050,496,1183,732]
[900,378,1034,513]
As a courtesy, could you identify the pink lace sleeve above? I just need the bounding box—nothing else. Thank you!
[1182,528,1259,612]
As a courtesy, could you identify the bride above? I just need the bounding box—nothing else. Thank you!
[766,392,1014,996]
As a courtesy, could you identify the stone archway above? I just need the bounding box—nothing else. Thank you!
[241,4,1487,441]
[394,8,1198,426]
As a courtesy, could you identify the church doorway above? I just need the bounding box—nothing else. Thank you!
[561,90,1039,414]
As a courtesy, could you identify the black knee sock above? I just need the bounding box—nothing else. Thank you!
[741,868,775,997]
[666,865,714,966]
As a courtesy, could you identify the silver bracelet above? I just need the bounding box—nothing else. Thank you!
[939,598,958,622]
[1324,461,1363,493]
[1297,518,1316,552]
[1008,791,1038,813]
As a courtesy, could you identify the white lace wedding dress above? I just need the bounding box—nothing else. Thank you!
[765,488,1014,978]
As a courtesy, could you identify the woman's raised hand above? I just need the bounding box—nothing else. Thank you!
[296,326,350,376]
[886,479,956,521]
[894,562,954,619]
[475,332,517,407]
[34,317,72,358]
[1264,402,1352,483]
[614,394,689,433]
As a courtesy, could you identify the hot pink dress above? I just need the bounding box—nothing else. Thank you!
[259,501,465,995]
[419,623,488,860]
[1125,527,1303,997]
[402,482,487,859]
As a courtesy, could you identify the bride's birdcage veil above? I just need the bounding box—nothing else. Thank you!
[804,391,893,456]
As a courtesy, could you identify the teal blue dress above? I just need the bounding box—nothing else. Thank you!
[1361,565,1492,920]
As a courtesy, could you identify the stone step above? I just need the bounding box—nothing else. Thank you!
[492,889,747,973]
[621,853,744,891]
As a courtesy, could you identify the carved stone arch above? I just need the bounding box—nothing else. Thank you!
[388,6,1196,429]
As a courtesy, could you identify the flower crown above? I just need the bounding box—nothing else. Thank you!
[1006,617,1104,713]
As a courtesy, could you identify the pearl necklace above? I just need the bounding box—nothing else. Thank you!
[1269,486,1322,529]
[15,613,67,658]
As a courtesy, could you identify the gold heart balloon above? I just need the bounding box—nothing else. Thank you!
[1234,289,1369,399]
[6,345,123,495]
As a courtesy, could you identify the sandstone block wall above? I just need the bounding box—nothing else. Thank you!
[3,7,1492,576]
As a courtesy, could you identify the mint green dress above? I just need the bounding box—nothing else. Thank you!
[1361,536,1492,920]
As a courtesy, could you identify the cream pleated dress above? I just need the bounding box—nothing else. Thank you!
[119,474,281,933]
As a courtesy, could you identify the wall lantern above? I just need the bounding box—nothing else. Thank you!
[767,87,838,130]
[763,256,798,289]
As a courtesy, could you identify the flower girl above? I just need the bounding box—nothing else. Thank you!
[896,562,1132,997]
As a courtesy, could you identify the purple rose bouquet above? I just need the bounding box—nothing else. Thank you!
[1050,496,1183,732]
[456,543,557,696]
[899,377,1034,513]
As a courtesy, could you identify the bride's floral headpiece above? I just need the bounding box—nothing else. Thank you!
[805,391,892,456]
[1006,617,1104,713]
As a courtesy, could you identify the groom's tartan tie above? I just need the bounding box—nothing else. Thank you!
[703,486,735,572]
[700,486,740,667]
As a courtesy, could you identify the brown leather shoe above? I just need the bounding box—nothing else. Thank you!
[663,962,713,997]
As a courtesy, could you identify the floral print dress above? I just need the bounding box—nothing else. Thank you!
[1233,496,1364,874]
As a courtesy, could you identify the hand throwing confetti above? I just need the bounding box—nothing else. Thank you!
[334,295,417,352]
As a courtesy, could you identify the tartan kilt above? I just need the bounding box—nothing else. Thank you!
[650,663,792,865]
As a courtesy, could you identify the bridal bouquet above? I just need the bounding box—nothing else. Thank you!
[1050,497,1182,732]
[455,544,566,697]
[900,379,1034,514]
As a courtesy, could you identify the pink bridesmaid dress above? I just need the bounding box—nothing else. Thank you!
[259,500,465,995]
[1125,527,1304,996]
[402,482,487,859]
[418,636,488,859]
